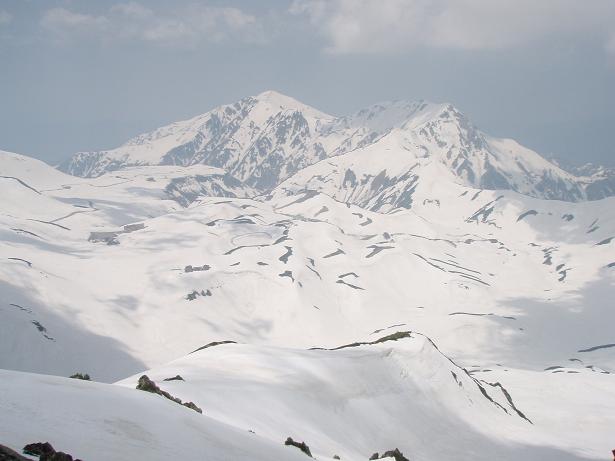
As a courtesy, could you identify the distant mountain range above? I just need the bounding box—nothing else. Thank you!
[58,90,615,204]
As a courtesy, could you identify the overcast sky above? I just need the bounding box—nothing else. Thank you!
[1,0,614,167]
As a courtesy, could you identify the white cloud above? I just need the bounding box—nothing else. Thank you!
[291,0,615,55]
[41,2,263,45]
[607,34,615,65]
[109,2,192,42]
[182,5,261,43]
[0,10,13,25]
[41,8,108,36]
[110,2,153,20]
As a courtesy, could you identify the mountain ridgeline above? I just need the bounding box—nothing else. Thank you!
[58,91,614,206]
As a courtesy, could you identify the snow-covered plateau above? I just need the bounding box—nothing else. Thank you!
[1,91,614,460]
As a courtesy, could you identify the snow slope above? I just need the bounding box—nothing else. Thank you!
[115,336,614,461]
[3,148,615,378]
[2,91,615,460]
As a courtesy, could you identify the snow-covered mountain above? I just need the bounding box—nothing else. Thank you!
[59,91,609,203]
[59,91,337,190]
[563,163,615,200]
[3,92,615,461]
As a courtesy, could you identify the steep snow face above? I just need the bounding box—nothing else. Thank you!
[57,93,605,203]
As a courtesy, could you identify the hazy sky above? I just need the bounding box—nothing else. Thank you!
[1,0,614,167]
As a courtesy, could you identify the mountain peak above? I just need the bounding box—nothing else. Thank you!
[251,90,332,119]
[254,89,295,104]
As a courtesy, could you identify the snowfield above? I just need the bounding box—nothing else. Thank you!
[1,92,614,460]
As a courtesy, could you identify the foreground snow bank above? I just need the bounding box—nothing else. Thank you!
[2,332,614,460]
[0,369,308,461]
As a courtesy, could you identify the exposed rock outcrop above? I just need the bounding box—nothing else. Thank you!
[284,437,312,457]
[369,448,410,461]
[136,375,202,414]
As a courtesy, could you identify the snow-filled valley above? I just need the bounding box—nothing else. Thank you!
[1,91,614,461]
